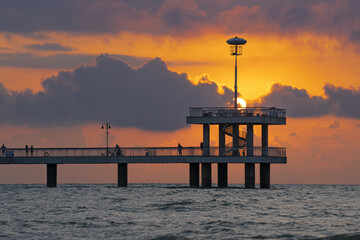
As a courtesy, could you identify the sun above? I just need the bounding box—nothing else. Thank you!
[237,97,247,108]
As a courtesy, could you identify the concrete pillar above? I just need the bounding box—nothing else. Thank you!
[260,163,270,188]
[247,124,254,156]
[118,163,127,187]
[189,163,199,187]
[218,163,228,187]
[232,124,239,156]
[218,124,227,187]
[245,124,255,188]
[219,124,225,156]
[202,163,212,187]
[262,124,268,156]
[47,164,57,187]
[202,124,211,187]
[203,124,210,156]
[245,163,255,188]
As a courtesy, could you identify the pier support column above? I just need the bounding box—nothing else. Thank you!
[202,163,212,187]
[260,124,270,188]
[218,124,227,187]
[202,124,211,187]
[245,124,255,188]
[261,124,268,156]
[118,163,127,187]
[218,163,227,187]
[232,124,239,156]
[47,164,57,187]
[246,124,254,156]
[203,124,210,156]
[245,163,255,188]
[189,163,199,187]
[260,163,270,188]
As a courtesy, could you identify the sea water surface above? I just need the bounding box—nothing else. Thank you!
[0,184,359,239]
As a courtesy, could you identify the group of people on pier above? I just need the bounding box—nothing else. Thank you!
[1,144,35,157]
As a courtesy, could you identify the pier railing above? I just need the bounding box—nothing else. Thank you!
[1,147,286,158]
[188,107,286,118]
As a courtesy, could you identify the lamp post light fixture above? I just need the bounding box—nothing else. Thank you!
[101,122,111,156]
[226,36,247,110]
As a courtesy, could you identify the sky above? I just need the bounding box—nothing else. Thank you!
[0,0,359,185]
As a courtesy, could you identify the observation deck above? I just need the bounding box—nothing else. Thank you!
[186,107,286,125]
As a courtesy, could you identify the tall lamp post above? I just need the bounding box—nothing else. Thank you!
[101,122,111,156]
[226,36,247,110]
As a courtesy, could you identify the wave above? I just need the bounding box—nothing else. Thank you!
[315,232,360,240]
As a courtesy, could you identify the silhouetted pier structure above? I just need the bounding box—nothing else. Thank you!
[0,107,286,188]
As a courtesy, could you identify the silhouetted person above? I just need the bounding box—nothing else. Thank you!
[25,145,29,157]
[1,144,6,157]
[178,143,183,156]
[30,145,34,157]
[115,144,122,156]
[200,142,203,155]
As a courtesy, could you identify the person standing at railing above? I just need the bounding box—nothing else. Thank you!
[178,143,183,156]
[200,142,203,156]
[30,145,34,157]
[115,144,122,156]
[1,144,6,157]
[25,145,29,157]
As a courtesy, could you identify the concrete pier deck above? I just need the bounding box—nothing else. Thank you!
[0,146,286,164]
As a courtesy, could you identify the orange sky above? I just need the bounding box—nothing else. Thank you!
[0,0,359,185]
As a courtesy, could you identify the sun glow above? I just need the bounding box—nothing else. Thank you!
[237,98,247,108]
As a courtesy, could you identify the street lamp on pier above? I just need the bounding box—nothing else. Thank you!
[101,123,111,156]
[227,36,247,110]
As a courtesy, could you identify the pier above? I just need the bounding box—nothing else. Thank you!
[0,107,286,188]
[0,37,287,188]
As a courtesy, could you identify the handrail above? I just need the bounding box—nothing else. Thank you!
[1,147,286,158]
[188,107,286,118]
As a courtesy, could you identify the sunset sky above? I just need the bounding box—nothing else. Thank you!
[0,0,359,185]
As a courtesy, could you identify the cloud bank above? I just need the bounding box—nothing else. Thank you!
[0,53,150,69]
[0,0,359,44]
[24,43,72,51]
[255,83,360,119]
[0,54,232,131]
[0,54,358,131]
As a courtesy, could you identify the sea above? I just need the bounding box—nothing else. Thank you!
[0,184,359,240]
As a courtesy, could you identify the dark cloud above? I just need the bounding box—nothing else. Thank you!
[0,54,232,131]
[24,43,72,51]
[0,0,360,44]
[255,83,360,119]
[0,53,150,68]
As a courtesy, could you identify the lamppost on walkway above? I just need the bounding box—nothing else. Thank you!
[227,36,247,110]
[101,122,111,156]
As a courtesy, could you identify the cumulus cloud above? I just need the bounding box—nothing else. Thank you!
[24,43,72,51]
[0,53,150,68]
[0,0,359,44]
[0,54,232,131]
[255,83,360,119]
